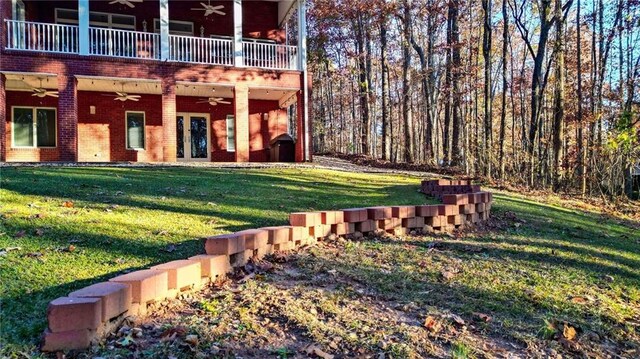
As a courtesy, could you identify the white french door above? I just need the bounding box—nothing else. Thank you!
[177,113,211,161]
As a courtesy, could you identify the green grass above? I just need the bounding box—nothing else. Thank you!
[0,166,425,354]
[290,192,639,356]
[1,167,638,357]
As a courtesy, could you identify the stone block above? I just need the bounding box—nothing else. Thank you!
[69,282,131,322]
[110,269,168,304]
[151,260,202,290]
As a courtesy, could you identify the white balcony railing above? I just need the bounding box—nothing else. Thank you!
[243,41,298,70]
[5,19,79,53]
[4,20,300,71]
[169,35,234,66]
[89,27,160,60]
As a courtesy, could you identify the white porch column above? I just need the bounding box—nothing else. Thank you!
[233,0,243,67]
[297,0,307,72]
[11,0,17,20]
[160,0,170,60]
[297,0,310,161]
[78,0,89,55]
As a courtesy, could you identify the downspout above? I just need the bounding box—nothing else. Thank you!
[298,0,310,161]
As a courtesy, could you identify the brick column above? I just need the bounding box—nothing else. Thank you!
[295,91,304,162]
[0,1,9,50]
[234,84,250,162]
[0,74,6,162]
[57,75,78,162]
[162,78,177,162]
[306,72,313,162]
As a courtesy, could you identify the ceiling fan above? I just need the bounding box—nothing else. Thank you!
[31,79,58,98]
[191,1,226,17]
[108,0,142,9]
[197,97,231,106]
[103,83,141,102]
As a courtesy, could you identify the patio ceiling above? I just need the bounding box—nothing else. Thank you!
[75,75,162,94]
[2,72,58,91]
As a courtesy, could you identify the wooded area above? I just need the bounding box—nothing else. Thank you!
[308,0,640,199]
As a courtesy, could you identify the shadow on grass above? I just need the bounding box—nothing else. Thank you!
[0,166,426,349]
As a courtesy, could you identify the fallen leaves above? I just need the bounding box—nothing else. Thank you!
[563,324,577,341]
[423,315,442,333]
[304,344,334,359]
[62,201,74,208]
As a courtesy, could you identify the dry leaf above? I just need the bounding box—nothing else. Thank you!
[67,245,76,252]
[161,325,187,340]
[304,344,334,359]
[184,334,198,346]
[571,296,587,304]
[441,270,456,281]
[563,324,577,341]
[35,228,45,237]
[14,230,26,238]
[62,201,74,208]
[423,315,441,333]
[473,312,492,322]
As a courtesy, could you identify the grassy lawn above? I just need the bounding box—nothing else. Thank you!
[0,166,425,355]
[1,167,639,357]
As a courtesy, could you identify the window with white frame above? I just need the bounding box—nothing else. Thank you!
[12,107,57,148]
[126,112,145,150]
[226,115,235,152]
[153,19,194,36]
[55,8,136,30]
[15,0,26,21]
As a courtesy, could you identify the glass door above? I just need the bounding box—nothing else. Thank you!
[176,113,210,161]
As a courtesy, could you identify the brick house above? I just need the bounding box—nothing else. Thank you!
[0,0,311,163]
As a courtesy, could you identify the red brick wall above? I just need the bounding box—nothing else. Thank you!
[77,92,163,162]
[249,100,288,162]
[28,0,282,42]
[176,96,287,162]
[0,75,5,161]
[4,91,62,162]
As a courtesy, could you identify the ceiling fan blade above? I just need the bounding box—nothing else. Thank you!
[116,92,126,96]
[217,101,231,104]
[127,97,140,102]
[212,10,226,15]
[191,8,204,11]
[108,0,118,4]
[211,5,225,10]
[115,97,127,101]
[209,102,218,106]
[47,93,59,98]
[204,10,214,16]
[125,2,135,8]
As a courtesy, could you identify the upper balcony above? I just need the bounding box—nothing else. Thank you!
[3,0,305,72]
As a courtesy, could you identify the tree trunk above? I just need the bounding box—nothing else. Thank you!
[552,0,566,190]
[450,0,462,166]
[576,0,586,196]
[499,0,508,180]
[380,16,389,161]
[482,0,493,177]
[355,16,370,155]
[402,0,414,163]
